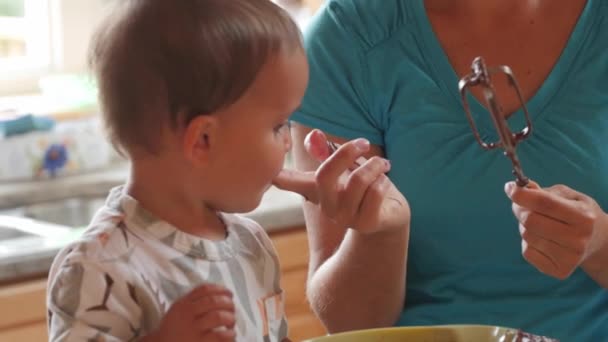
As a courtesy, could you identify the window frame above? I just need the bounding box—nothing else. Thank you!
[0,0,108,96]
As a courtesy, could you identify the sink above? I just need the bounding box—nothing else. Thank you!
[0,214,80,282]
[0,197,103,268]
[0,213,83,280]
[0,215,73,240]
[0,225,36,240]
[1,196,106,229]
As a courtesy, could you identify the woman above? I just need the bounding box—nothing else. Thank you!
[274,0,608,340]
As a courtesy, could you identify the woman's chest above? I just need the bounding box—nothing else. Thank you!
[426,1,587,116]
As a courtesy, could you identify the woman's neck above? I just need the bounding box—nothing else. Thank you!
[425,0,545,20]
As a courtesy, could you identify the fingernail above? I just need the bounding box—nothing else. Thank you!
[354,138,370,151]
[504,182,515,197]
[305,130,329,161]
[384,159,391,169]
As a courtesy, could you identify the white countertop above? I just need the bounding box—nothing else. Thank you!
[0,163,129,210]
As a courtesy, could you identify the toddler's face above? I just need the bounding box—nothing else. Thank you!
[205,49,309,212]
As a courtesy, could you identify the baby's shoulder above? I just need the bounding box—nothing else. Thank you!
[223,214,276,252]
[50,208,135,273]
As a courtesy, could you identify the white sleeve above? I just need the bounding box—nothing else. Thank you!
[47,257,143,342]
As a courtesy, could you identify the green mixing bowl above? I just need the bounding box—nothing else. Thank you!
[303,324,557,342]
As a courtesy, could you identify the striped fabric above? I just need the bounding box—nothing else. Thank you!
[47,186,288,341]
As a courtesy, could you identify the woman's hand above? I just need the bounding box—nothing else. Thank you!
[505,181,608,280]
[274,129,409,234]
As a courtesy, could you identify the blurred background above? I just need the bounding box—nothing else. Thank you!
[0,0,320,182]
[0,1,326,341]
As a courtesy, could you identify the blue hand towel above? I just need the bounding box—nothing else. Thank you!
[0,114,55,137]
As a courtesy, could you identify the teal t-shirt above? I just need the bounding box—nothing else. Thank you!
[291,0,608,340]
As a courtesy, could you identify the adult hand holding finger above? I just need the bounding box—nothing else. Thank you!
[274,129,409,234]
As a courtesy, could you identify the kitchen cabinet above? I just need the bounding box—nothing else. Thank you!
[0,226,326,341]
[272,226,327,341]
[0,278,48,342]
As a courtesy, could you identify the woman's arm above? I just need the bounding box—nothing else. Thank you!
[289,123,410,333]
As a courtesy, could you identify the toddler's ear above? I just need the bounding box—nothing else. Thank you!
[183,115,218,163]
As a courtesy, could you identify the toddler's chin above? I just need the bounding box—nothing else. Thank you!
[221,191,266,214]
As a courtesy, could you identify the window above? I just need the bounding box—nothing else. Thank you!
[0,0,26,58]
[0,0,108,96]
[0,0,50,92]
[0,0,319,97]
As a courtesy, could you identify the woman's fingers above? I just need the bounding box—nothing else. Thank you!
[315,138,371,216]
[336,156,391,225]
[521,237,561,278]
[506,181,585,224]
[273,138,391,229]
[274,129,408,233]
[545,183,587,201]
[355,175,394,233]
[512,205,587,253]
[273,130,373,206]
[519,224,581,279]
[304,129,332,161]
[506,180,606,279]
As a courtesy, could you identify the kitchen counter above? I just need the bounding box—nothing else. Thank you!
[0,163,306,283]
[0,163,131,210]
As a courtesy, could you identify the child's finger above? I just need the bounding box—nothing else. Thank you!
[198,310,237,333]
[272,169,318,203]
[274,129,376,205]
[193,295,235,318]
[272,154,369,204]
[201,328,237,341]
[186,284,233,302]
